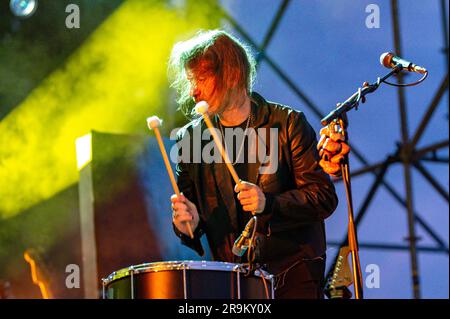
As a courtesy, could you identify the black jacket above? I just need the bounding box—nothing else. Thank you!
[173,92,338,271]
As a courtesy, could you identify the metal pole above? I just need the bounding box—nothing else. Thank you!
[413,162,449,202]
[410,73,449,149]
[391,0,421,298]
[327,156,391,277]
[327,242,448,253]
[338,118,364,299]
[257,0,291,64]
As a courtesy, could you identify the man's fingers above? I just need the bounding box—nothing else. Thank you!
[323,139,342,153]
[320,159,341,175]
[173,211,193,222]
[172,201,189,212]
[317,134,327,150]
[172,203,192,219]
[243,204,257,212]
[171,193,188,204]
[320,149,332,161]
[234,181,252,193]
[331,153,345,164]
[340,142,351,155]
[330,131,345,142]
[319,126,330,137]
[237,190,254,200]
[185,199,197,211]
[318,124,349,177]
[239,197,254,205]
[324,166,341,176]
[171,193,185,203]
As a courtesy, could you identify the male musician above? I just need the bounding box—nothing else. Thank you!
[168,29,346,298]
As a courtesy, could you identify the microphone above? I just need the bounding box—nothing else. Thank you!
[232,217,256,257]
[380,52,427,74]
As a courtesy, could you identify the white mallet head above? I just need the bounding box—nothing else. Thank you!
[147,116,162,130]
[194,101,209,115]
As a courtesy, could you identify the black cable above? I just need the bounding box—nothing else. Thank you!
[245,216,258,274]
[382,71,429,87]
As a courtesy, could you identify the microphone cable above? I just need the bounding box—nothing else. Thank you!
[382,67,428,87]
[244,216,258,276]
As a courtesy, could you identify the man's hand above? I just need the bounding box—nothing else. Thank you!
[317,123,350,177]
[234,181,266,214]
[171,193,199,236]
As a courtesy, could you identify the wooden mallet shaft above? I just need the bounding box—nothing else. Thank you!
[147,116,194,239]
[194,101,241,185]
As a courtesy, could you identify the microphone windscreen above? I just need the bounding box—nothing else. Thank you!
[380,52,393,68]
[232,244,246,257]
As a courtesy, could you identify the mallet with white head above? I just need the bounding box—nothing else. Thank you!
[194,101,241,185]
[146,115,194,238]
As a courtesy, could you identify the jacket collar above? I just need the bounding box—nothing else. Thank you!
[206,91,270,129]
[250,91,271,128]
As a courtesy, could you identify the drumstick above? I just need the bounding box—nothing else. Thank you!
[194,101,241,185]
[147,116,194,239]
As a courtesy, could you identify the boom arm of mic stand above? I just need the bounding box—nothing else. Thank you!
[321,67,402,126]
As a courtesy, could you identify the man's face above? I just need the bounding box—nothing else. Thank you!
[186,62,222,114]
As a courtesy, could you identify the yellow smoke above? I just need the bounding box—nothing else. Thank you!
[0,0,219,219]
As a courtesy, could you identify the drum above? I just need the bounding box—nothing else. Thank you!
[102,260,274,299]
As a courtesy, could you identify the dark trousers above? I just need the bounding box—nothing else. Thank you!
[272,257,325,299]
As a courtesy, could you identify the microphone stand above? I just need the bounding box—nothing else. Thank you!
[321,65,403,299]
[321,66,403,126]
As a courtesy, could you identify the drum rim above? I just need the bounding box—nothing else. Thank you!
[102,260,272,285]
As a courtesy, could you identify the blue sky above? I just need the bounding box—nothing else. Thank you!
[219,0,449,299]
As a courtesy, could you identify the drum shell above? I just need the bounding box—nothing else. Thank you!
[103,262,273,299]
